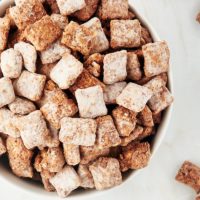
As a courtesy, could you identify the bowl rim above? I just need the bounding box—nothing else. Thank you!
[0,1,174,199]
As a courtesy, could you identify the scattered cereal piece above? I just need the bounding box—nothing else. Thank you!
[84,53,103,77]
[176,161,200,193]
[59,117,97,146]
[119,142,151,172]
[144,75,166,94]
[37,147,65,173]
[18,110,51,149]
[148,86,173,114]
[104,82,127,104]
[137,105,154,127]
[110,20,141,48]
[0,17,10,51]
[24,15,61,51]
[10,0,46,30]
[143,41,170,77]
[40,170,56,191]
[56,0,86,16]
[103,50,127,84]
[120,125,144,146]
[75,85,107,118]
[63,143,80,166]
[82,17,109,54]
[0,78,15,108]
[50,53,83,89]
[61,21,94,56]
[8,97,36,115]
[73,0,99,21]
[112,106,137,137]
[89,157,122,190]
[49,166,81,197]
[69,69,105,94]
[197,13,200,23]
[6,136,33,177]
[196,196,200,200]
[0,108,21,138]
[41,96,78,129]
[101,0,128,20]
[78,164,94,189]
[1,48,22,78]
[40,40,70,64]
[50,14,68,29]
[14,70,46,101]
[80,145,110,165]
[96,115,121,149]
[127,52,142,81]
[116,83,152,112]
[0,137,6,156]
[14,42,37,73]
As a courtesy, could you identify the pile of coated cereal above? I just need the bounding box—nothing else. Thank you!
[0,0,173,197]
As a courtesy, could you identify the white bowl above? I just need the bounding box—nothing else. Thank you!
[0,0,173,199]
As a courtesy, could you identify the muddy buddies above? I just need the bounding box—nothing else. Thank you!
[0,0,173,198]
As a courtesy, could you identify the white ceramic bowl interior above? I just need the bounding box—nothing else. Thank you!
[0,1,173,199]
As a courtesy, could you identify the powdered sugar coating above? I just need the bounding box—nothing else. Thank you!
[63,143,80,166]
[8,97,36,115]
[143,41,170,77]
[14,70,46,101]
[1,48,22,78]
[148,86,173,114]
[127,52,142,81]
[6,136,33,178]
[50,14,68,30]
[49,166,81,198]
[18,110,51,149]
[0,77,15,108]
[112,106,137,137]
[75,85,107,118]
[0,108,21,138]
[40,40,70,64]
[89,157,122,190]
[103,82,127,104]
[59,117,97,146]
[56,0,86,15]
[144,75,166,94]
[103,50,127,84]
[14,42,37,73]
[110,19,141,48]
[82,17,109,54]
[96,115,121,148]
[116,83,153,112]
[78,164,94,189]
[101,0,128,20]
[50,53,83,89]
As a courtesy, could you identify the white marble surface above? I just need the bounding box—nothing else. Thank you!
[1,0,200,199]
